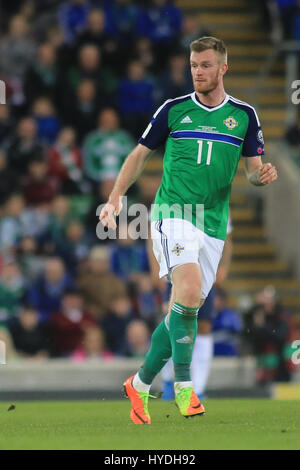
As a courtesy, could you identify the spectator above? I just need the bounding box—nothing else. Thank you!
[32,96,61,145]
[155,52,193,105]
[23,42,59,108]
[63,79,100,143]
[211,287,243,357]
[243,286,298,384]
[180,14,211,52]
[104,0,139,44]
[22,156,60,207]
[0,256,25,327]
[83,107,135,183]
[19,1,36,25]
[75,8,121,74]
[0,149,20,205]
[134,273,157,327]
[50,288,95,357]
[118,60,154,138]
[110,222,149,282]
[48,127,85,194]
[124,319,150,358]
[55,219,91,275]
[27,257,74,322]
[72,324,113,361]
[132,37,156,74]
[17,236,45,283]
[8,303,50,359]
[0,14,37,79]
[45,195,72,252]
[275,0,299,39]
[46,24,75,72]
[77,245,127,320]
[6,117,45,176]
[19,202,51,244]
[58,0,91,45]
[61,44,117,112]
[100,295,132,355]
[0,193,26,252]
[0,104,14,147]
[136,0,183,67]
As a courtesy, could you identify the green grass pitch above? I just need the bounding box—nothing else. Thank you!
[0,399,299,450]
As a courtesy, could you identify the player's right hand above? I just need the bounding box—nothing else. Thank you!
[99,197,123,230]
[259,163,278,185]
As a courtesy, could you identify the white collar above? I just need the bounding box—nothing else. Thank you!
[191,92,229,112]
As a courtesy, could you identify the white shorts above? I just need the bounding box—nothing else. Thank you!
[151,218,224,299]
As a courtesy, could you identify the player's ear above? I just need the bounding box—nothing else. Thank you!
[221,63,228,76]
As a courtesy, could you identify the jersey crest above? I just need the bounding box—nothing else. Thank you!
[223,116,238,130]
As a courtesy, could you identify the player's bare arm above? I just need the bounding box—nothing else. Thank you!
[99,143,152,229]
[243,155,278,186]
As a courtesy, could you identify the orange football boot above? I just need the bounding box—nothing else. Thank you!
[175,387,206,418]
[123,376,152,425]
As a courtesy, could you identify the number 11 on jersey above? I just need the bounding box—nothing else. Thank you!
[197,140,213,165]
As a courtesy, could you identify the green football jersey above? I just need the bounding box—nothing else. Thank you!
[139,92,264,240]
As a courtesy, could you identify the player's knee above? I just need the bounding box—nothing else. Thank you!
[175,280,202,307]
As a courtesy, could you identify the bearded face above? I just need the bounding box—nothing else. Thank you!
[190,49,227,95]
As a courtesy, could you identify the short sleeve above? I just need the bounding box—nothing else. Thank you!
[138,101,170,150]
[242,107,265,157]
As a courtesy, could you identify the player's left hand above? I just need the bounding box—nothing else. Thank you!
[259,163,278,185]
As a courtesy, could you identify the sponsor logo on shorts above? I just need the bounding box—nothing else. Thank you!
[172,243,185,256]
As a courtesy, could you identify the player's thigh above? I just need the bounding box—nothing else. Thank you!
[172,263,202,307]
[198,234,224,300]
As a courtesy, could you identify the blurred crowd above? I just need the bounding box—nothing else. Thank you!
[0,0,208,362]
[0,0,297,385]
[273,0,300,40]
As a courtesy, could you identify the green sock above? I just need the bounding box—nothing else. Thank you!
[138,318,172,385]
[169,302,198,382]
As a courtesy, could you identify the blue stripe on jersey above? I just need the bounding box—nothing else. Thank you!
[139,94,192,150]
[170,131,243,147]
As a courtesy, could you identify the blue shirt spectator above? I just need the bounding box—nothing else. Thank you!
[212,288,243,356]
[110,224,149,281]
[137,0,182,44]
[118,60,154,137]
[118,61,154,115]
[26,257,74,322]
[103,0,139,42]
[59,0,91,44]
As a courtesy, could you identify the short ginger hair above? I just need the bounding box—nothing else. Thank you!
[190,36,227,64]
